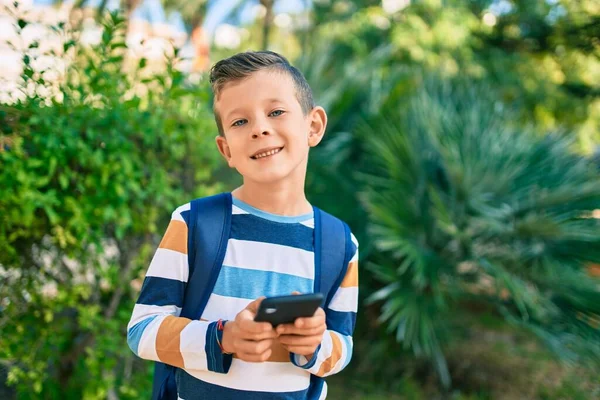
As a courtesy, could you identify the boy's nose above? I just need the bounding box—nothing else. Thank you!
[251,123,272,139]
[252,130,270,139]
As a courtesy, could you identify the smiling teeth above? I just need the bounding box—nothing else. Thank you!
[254,148,282,159]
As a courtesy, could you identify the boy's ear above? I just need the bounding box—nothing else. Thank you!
[307,106,327,147]
[215,135,235,167]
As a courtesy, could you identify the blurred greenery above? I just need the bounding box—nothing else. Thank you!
[361,78,600,385]
[1,0,599,399]
[0,10,220,399]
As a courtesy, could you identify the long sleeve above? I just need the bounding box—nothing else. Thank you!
[291,234,359,377]
[126,204,232,374]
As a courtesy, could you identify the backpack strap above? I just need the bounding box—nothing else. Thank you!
[310,207,353,399]
[313,206,353,308]
[152,193,232,400]
[181,192,232,319]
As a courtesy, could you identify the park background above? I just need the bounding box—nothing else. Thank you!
[1,0,599,398]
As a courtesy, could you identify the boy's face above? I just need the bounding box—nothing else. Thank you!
[214,70,327,186]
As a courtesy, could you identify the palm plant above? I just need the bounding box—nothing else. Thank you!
[362,78,600,387]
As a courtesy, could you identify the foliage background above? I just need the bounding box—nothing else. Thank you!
[1,0,599,399]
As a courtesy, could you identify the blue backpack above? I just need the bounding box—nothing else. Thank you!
[151,193,354,400]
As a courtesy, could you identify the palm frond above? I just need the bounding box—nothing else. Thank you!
[361,75,600,386]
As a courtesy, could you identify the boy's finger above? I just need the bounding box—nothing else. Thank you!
[294,314,325,329]
[238,348,272,363]
[239,318,274,334]
[244,296,266,314]
[236,338,273,355]
[242,328,278,341]
[278,334,321,346]
[277,324,325,336]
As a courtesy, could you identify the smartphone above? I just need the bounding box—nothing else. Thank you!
[254,293,323,326]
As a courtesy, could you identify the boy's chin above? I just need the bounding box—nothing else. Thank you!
[240,169,293,185]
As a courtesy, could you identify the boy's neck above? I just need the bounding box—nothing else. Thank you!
[232,182,312,217]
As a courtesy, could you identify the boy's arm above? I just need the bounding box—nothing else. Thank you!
[290,234,359,378]
[126,204,232,374]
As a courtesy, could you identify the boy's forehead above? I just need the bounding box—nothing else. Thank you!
[214,70,297,111]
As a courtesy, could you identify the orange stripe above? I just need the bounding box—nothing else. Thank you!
[159,220,187,254]
[340,261,358,288]
[317,332,343,376]
[156,315,191,368]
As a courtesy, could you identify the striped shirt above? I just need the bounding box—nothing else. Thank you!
[127,196,359,399]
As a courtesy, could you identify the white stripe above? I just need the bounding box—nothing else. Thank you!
[137,314,168,361]
[180,320,210,371]
[300,219,314,229]
[350,249,358,263]
[318,382,328,400]
[328,286,358,313]
[172,203,191,222]
[308,330,334,375]
[201,293,252,321]
[294,353,309,366]
[146,248,188,282]
[184,360,310,392]
[223,239,314,280]
[350,233,358,248]
[232,204,249,215]
[128,304,182,330]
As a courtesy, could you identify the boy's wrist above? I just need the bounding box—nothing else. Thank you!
[221,321,235,354]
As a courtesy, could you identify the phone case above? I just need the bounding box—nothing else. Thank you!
[254,293,323,326]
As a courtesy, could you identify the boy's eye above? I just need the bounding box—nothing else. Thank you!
[269,110,285,117]
[232,119,247,127]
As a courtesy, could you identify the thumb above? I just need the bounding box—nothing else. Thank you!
[245,296,266,314]
[292,291,301,295]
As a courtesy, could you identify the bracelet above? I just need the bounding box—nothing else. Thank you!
[215,319,233,355]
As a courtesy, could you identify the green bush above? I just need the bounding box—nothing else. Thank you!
[361,79,600,386]
[0,10,220,399]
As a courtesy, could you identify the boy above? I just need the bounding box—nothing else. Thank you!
[127,51,358,399]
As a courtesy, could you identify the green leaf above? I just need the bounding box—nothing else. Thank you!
[58,174,69,189]
[63,40,76,52]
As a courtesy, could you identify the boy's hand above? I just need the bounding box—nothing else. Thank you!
[222,297,278,362]
[276,306,327,358]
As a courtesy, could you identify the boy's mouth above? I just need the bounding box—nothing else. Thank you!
[250,146,284,160]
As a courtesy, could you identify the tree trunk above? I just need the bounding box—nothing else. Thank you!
[260,0,274,50]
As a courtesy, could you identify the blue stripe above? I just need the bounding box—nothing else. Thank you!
[313,207,321,295]
[340,333,353,369]
[231,214,314,252]
[290,344,321,370]
[205,322,217,372]
[213,266,313,300]
[233,197,314,224]
[204,321,233,374]
[325,309,356,337]
[176,369,310,400]
[127,316,157,355]
[136,276,185,307]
